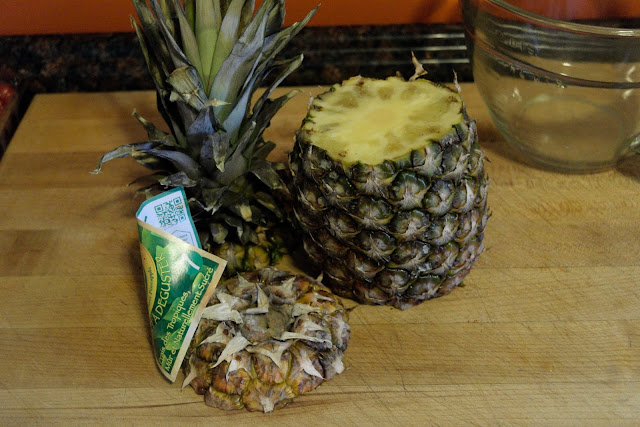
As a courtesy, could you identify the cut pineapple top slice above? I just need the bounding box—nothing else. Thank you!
[303,76,464,165]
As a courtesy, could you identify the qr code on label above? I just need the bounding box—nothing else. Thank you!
[154,197,186,227]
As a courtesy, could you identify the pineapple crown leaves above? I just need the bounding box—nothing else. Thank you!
[134,0,317,145]
[93,0,317,208]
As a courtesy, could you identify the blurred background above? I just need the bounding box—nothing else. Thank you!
[0,1,468,157]
[0,0,463,35]
[1,1,639,157]
[0,1,471,142]
[0,1,473,93]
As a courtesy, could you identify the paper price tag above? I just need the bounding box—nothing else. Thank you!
[136,188,226,382]
[136,187,201,248]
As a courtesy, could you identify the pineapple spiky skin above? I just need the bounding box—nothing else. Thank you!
[94,0,317,275]
[289,76,490,309]
[182,267,350,413]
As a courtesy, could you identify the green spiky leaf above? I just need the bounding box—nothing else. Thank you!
[201,185,229,212]
[133,110,177,146]
[131,18,166,93]
[150,0,190,70]
[209,3,269,120]
[127,172,170,187]
[249,87,301,148]
[132,0,173,79]
[262,5,318,61]
[167,66,208,110]
[184,0,196,29]
[92,141,164,173]
[209,0,252,84]
[209,223,229,244]
[141,148,203,179]
[187,106,223,140]
[220,121,256,184]
[159,0,177,36]
[196,0,221,90]
[250,159,285,190]
[254,191,282,217]
[174,1,204,78]
[159,171,199,187]
[201,132,231,173]
[251,141,276,161]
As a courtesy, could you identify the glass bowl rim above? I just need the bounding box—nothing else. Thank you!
[478,0,640,37]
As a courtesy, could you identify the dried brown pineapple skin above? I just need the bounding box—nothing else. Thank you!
[183,268,350,413]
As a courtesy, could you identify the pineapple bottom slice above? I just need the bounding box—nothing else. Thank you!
[290,76,490,309]
[183,268,350,412]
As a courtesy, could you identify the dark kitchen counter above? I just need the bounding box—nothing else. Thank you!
[0,23,470,91]
[0,23,471,157]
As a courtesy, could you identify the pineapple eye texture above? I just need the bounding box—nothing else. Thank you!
[304,77,464,165]
[291,74,490,309]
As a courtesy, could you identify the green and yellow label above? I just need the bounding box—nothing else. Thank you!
[137,220,226,382]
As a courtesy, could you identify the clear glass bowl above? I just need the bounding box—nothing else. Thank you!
[460,0,640,172]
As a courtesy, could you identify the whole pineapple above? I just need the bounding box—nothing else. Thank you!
[289,71,489,309]
[182,268,350,412]
[94,0,316,274]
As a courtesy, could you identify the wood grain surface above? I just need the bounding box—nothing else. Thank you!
[0,85,639,425]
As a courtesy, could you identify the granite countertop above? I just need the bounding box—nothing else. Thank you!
[0,23,472,157]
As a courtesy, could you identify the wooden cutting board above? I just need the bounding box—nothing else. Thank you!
[0,84,638,424]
